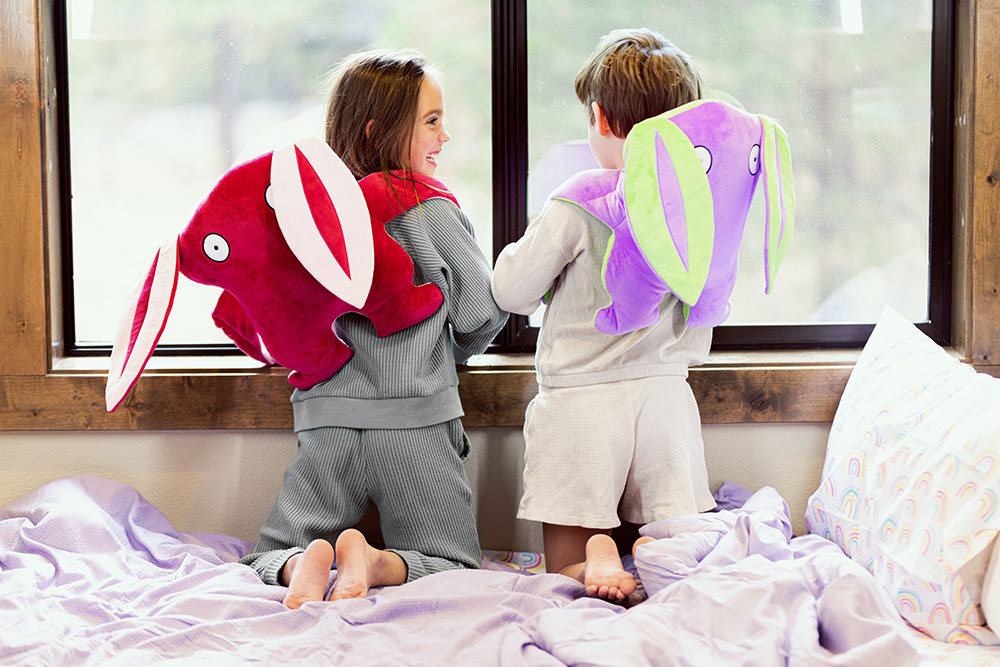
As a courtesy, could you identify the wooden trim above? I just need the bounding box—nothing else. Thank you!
[970,0,1000,366]
[0,359,853,430]
[40,0,64,365]
[0,0,47,375]
[952,0,974,357]
[0,0,998,432]
[1,373,294,431]
[953,0,1000,366]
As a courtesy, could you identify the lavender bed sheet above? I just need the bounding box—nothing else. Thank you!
[0,476,922,666]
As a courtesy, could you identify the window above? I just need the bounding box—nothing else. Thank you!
[60,0,491,351]
[61,0,950,355]
[497,0,952,350]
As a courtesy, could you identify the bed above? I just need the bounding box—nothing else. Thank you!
[0,474,994,666]
[4,312,1000,666]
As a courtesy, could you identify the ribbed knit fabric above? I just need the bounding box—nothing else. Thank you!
[291,198,507,430]
[242,195,506,586]
[240,419,481,584]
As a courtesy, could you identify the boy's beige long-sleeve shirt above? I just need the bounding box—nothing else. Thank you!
[492,198,712,388]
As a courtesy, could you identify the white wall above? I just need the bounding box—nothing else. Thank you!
[0,424,830,552]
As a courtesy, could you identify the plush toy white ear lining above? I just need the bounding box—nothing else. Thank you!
[105,239,179,412]
[270,137,374,308]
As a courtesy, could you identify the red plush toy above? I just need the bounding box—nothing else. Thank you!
[106,137,453,412]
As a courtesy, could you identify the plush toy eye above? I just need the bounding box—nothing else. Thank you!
[693,145,712,173]
[748,144,761,175]
[264,184,275,209]
[203,233,230,263]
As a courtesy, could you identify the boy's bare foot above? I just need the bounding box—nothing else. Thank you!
[282,538,335,609]
[328,528,407,601]
[583,533,637,601]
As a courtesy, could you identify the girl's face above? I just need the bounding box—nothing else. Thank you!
[407,74,450,177]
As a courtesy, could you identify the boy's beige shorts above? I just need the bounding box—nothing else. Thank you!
[517,375,717,529]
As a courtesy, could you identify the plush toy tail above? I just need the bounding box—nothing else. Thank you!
[105,239,179,412]
[760,115,795,294]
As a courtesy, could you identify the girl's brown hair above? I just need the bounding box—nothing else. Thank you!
[574,28,707,138]
[324,49,428,180]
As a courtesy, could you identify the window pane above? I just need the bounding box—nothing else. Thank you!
[67,0,491,345]
[527,1,933,325]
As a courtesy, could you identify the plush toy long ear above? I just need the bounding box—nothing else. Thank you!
[269,137,374,308]
[622,116,714,307]
[105,239,179,412]
[759,115,794,294]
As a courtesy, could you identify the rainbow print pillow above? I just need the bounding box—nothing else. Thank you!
[805,307,1000,645]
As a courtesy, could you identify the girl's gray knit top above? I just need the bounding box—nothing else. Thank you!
[290,198,508,432]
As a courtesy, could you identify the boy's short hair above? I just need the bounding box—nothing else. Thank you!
[575,28,706,139]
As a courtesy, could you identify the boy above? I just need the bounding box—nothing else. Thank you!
[491,29,717,601]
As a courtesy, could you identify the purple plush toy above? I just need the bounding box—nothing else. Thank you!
[552,99,795,333]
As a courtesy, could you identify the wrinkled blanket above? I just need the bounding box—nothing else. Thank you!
[0,476,923,665]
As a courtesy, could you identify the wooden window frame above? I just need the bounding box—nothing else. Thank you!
[2,0,998,431]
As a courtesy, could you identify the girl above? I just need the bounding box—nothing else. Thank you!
[240,50,507,608]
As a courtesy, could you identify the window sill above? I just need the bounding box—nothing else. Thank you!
[0,349,871,431]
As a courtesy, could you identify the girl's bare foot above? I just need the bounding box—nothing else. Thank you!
[619,535,656,607]
[632,535,655,557]
[583,533,637,601]
[328,528,407,600]
[282,539,335,609]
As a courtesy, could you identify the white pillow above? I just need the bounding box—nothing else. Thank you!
[982,536,1000,630]
[805,307,1000,644]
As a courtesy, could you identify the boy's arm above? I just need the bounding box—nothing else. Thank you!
[492,201,576,315]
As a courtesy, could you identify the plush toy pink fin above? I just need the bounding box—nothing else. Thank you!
[105,239,179,412]
[360,171,459,223]
[355,171,452,337]
[211,290,275,365]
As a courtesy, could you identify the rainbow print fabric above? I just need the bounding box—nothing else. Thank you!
[806,307,1000,645]
[481,550,546,574]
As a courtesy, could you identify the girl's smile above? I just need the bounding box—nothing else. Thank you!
[408,74,450,177]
